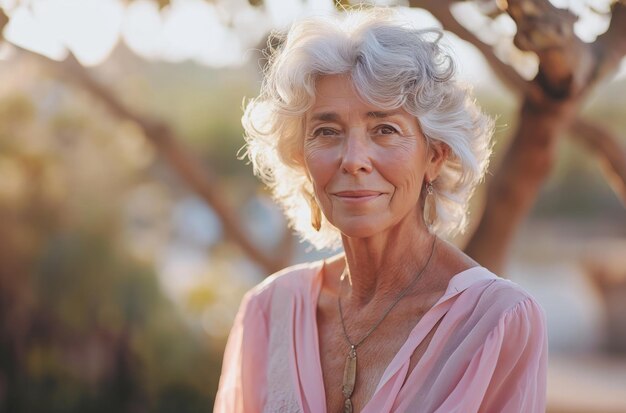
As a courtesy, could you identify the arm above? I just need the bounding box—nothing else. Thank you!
[477,297,548,413]
[213,291,269,413]
[435,297,548,413]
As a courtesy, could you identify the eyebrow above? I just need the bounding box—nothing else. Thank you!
[367,110,403,119]
[309,112,341,123]
[308,110,403,123]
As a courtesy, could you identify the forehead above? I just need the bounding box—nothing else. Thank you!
[313,74,357,101]
[307,74,413,122]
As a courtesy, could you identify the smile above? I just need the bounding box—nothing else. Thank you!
[332,191,384,203]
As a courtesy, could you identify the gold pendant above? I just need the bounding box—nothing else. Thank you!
[343,398,353,413]
[342,345,357,412]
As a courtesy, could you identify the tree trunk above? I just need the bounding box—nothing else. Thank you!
[465,96,579,272]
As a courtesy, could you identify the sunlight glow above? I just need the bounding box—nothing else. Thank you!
[162,0,221,62]
[123,0,249,67]
[123,0,162,59]
[4,0,123,65]
[543,0,613,42]
[615,58,626,81]
[265,0,306,29]
[0,0,16,11]
[0,42,15,60]
[4,6,68,60]
[394,7,496,85]
[570,0,612,42]
[0,0,621,76]
[230,5,270,60]
[40,0,124,66]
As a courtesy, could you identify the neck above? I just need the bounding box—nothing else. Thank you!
[340,217,436,307]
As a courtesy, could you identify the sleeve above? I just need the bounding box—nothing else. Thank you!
[436,297,548,413]
[477,297,548,413]
[213,291,269,413]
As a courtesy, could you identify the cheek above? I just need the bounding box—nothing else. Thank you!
[304,147,335,192]
[377,146,425,197]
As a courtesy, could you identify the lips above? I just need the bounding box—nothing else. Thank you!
[333,190,383,198]
[331,190,385,205]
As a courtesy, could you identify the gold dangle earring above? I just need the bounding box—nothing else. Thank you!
[424,180,437,228]
[304,191,322,231]
[310,201,322,232]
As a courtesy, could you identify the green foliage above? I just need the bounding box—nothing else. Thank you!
[0,58,226,413]
[2,25,624,412]
[117,57,260,182]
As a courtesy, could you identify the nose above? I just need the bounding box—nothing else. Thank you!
[340,132,373,175]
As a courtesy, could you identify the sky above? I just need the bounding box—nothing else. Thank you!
[1,0,625,84]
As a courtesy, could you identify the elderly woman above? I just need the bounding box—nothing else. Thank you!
[214,8,547,413]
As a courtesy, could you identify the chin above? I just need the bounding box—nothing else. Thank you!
[333,217,387,240]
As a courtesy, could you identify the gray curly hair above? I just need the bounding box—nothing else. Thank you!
[241,7,494,251]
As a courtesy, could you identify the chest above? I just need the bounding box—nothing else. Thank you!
[316,300,438,413]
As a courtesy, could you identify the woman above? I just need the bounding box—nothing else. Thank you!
[215,8,547,413]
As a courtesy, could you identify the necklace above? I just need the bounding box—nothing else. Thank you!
[337,235,438,413]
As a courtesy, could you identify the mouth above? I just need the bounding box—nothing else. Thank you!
[332,190,384,202]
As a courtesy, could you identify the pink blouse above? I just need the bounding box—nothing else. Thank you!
[214,261,548,413]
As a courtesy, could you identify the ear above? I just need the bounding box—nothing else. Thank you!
[425,140,450,182]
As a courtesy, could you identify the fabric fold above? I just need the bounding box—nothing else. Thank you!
[214,261,548,413]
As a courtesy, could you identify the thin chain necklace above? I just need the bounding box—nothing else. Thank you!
[337,235,438,413]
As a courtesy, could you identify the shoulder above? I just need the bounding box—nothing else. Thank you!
[251,260,324,295]
[485,273,541,309]
[475,274,548,374]
[453,267,547,334]
[468,267,542,308]
[242,260,324,310]
[486,277,547,340]
[445,271,548,413]
[486,271,544,317]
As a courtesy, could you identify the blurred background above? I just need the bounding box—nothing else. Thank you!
[0,0,625,412]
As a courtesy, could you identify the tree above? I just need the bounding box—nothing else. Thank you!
[407,0,626,271]
[3,0,625,274]
[3,0,624,274]
[1,1,625,410]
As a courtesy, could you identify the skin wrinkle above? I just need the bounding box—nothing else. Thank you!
[242,15,495,250]
[214,12,548,413]
[303,74,450,306]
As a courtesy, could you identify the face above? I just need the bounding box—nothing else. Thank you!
[303,74,446,239]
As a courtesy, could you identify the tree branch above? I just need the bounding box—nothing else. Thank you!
[29,50,290,274]
[592,0,626,83]
[0,8,8,40]
[570,118,626,207]
[504,0,596,101]
[408,0,527,93]
[406,1,625,273]
[464,96,578,271]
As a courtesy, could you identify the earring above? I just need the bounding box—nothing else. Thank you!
[310,199,322,232]
[303,191,322,231]
[424,181,437,228]
[426,181,434,196]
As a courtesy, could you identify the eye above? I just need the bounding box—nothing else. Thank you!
[376,125,399,135]
[312,127,339,137]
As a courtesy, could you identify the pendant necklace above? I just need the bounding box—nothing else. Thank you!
[337,235,437,413]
